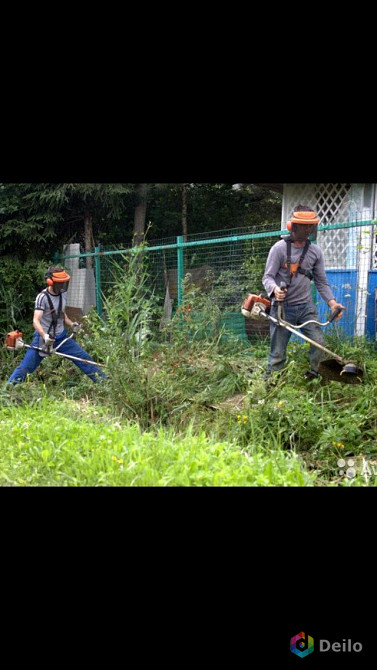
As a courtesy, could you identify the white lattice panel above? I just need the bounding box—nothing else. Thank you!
[283,183,354,268]
[314,183,351,222]
[282,183,352,225]
[282,184,318,226]
[281,184,377,335]
[317,228,349,268]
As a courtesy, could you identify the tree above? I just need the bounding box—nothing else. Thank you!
[0,183,134,261]
[182,183,188,240]
[138,184,190,241]
[133,183,148,247]
[0,183,282,260]
[145,183,282,239]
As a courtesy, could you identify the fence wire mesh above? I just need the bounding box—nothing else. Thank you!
[58,220,377,343]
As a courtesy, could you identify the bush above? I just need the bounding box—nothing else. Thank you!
[0,255,48,339]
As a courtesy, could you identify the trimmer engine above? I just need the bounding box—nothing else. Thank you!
[241,294,271,320]
[5,330,24,351]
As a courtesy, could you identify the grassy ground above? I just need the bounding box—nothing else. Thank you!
[2,258,377,486]
[0,394,315,486]
[1,331,377,486]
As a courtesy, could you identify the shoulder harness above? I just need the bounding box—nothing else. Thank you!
[42,289,63,338]
[283,237,314,284]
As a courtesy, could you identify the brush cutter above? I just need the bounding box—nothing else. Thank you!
[242,287,363,384]
[5,330,105,367]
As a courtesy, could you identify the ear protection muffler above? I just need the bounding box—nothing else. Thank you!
[287,210,320,231]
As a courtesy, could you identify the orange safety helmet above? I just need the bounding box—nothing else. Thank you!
[46,270,71,286]
[287,210,320,231]
[45,268,71,293]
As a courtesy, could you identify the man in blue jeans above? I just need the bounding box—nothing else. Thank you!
[262,206,345,381]
[7,266,105,385]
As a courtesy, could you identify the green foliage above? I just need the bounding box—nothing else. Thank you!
[3,193,377,487]
[74,249,164,426]
[0,183,134,257]
[2,315,377,485]
[181,183,282,236]
[0,183,282,267]
[241,237,272,294]
[0,395,315,486]
[104,252,161,344]
[0,256,47,338]
[164,272,223,344]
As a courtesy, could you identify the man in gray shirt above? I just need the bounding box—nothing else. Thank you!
[262,206,345,381]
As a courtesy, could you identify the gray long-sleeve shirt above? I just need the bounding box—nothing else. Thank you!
[262,239,335,306]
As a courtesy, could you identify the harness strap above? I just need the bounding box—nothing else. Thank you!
[283,238,313,284]
[43,289,62,338]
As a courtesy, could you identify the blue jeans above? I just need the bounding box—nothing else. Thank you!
[7,330,106,385]
[266,302,326,377]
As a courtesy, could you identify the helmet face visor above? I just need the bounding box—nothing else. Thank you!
[48,269,71,294]
[51,281,69,294]
[291,223,317,241]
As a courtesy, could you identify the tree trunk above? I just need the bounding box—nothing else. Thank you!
[133,183,148,247]
[182,183,188,241]
[84,210,93,269]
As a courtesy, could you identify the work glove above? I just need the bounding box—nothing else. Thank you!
[43,333,55,346]
[71,322,82,333]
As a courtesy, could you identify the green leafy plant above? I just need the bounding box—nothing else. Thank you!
[0,256,47,338]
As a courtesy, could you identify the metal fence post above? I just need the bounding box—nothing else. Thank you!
[177,236,184,307]
[94,246,103,318]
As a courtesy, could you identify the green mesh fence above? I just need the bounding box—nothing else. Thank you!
[57,220,377,343]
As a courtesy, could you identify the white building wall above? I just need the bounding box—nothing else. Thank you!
[63,243,96,315]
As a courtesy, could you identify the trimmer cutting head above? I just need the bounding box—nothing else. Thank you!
[318,358,363,384]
